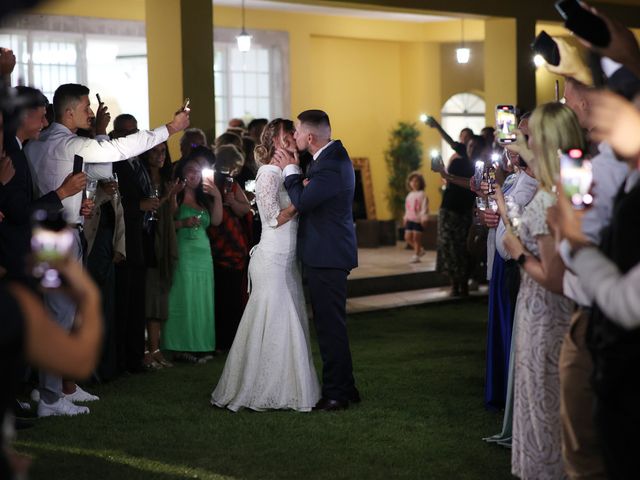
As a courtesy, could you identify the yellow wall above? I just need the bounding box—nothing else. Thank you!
[211,6,489,217]
[400,42,443,215]
[440,42,484,103]
[25,1,488,218]
[484,18,517,127]
[29,0,144,20]
[145,0,184,157]
[22,1,640,219]
[308,36,402,218]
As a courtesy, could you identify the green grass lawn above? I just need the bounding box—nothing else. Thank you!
[16,299,512,480]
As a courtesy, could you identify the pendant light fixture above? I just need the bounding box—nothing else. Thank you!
[456,19,470,64]
[236,0,252,52]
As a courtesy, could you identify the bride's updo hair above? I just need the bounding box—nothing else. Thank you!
[254,118,295,166]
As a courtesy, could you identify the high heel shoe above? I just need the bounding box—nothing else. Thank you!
[152,349,173,368]
[143,350,163,370]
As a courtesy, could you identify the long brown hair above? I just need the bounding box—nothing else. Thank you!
[254,118,295,166]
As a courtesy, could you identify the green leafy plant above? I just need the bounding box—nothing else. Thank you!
[385,122,423,221]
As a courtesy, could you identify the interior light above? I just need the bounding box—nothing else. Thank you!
[456,47,471,64]
[236,0,251,52]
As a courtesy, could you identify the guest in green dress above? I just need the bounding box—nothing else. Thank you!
[162,150,223,358]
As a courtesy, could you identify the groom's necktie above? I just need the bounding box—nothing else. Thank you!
[131,157,152,197]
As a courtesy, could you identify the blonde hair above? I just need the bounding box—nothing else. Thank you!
[254,118,295,166]
[528,102,586,191]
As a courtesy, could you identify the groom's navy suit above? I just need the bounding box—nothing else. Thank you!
[284,140,358,403]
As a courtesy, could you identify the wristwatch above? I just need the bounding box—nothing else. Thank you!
[516,253,527,266]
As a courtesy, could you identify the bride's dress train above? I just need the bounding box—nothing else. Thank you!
[210,165,321,412]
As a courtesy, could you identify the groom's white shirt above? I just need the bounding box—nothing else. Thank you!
[311,140,334,161]
[282,140,335,178]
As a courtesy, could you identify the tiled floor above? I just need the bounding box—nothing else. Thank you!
[350,242,436,279]
[346,242,487,314]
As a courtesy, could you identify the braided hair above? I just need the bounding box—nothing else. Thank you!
[253,118,295,166]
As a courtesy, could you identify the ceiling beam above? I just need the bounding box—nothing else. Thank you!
[264,0,640,27]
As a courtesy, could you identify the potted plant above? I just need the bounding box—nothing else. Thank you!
[384,122,423,239]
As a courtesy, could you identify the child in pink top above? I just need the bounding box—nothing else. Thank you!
[403,172,429,263]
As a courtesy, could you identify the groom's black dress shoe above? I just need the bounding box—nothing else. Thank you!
[349,388,361,404]
[313,398,349,412]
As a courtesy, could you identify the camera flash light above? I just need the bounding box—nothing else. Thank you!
[533,54,546,68]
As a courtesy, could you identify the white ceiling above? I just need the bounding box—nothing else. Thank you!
[212,0,453,23]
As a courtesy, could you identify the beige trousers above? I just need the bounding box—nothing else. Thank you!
[559,308,606,480]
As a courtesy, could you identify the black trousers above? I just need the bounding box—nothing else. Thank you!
[305,266,356,403]
[593,349,640,479]
[114,262,146,372]
[504,259,520,316]
[86,226,117,381]
[214,265,247,350]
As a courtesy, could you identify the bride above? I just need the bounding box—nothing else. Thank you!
[210,119,321,412]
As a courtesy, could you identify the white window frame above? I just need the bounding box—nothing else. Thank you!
[440,92,486,162]
[214,27,289,137]
[0,14,147,123]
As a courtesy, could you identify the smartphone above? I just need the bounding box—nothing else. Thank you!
[485,164,497,196]
[555,0,611,48]
[430,150,444,172]
[473,160,485,190]
[244,179,257,193]
[560,148,593,209]
[30,210,74,288]
[223,176,235,195]
[495,105,517,144]
[531,31,560,66]
[201,167,214,184]
[182,97,191,112]
[72,154,84,175]
[96,93,102,105]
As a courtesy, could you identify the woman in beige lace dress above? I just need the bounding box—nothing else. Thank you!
[500,103,585,479]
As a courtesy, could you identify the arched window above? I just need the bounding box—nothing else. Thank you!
[440,93,486,162]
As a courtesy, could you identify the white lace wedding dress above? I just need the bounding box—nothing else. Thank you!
[210,164,321,412]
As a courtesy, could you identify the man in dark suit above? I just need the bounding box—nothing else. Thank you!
[0,86,85,276]
[111,114,159,374]
[278,109,359,411]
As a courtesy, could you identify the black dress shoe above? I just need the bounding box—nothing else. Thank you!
[14,399,37,419]
[313,398,349,412]
[15,417,36,430]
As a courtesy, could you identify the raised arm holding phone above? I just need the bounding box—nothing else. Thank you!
[21,83,190,418]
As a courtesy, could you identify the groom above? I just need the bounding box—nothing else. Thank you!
[276,110,359,411]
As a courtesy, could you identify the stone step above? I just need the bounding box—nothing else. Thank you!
[346,285,488,314]
[347,270,449,298]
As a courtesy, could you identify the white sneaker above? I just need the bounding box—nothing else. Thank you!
[65,385,100,403]
[38,398,90,417]
[198,354,215,364]
[31,389,41,403]
[409,255,421,263]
